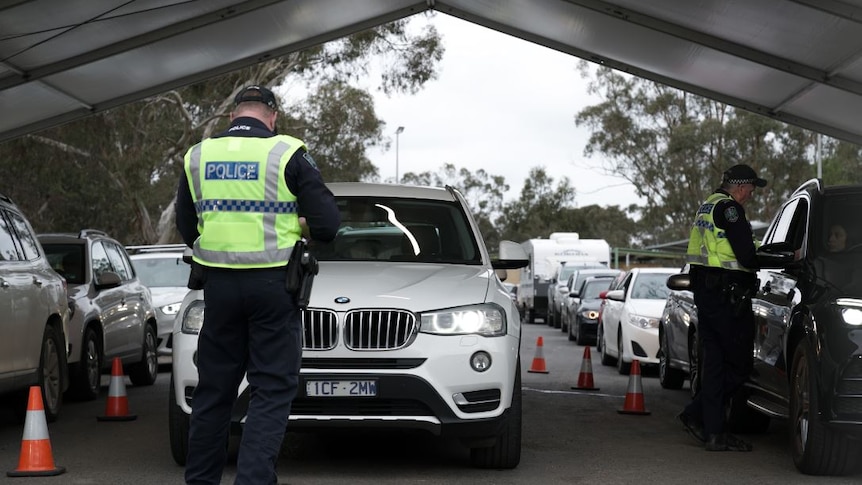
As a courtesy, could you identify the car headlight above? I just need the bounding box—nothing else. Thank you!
[579,309,599,321]
[628,313,659,329]
[836,298,862,326]
[181,301,205,334]
[160,302,182,315]
[420,304,506,336]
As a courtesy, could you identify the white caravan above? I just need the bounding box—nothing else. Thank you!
[517,233,610,324]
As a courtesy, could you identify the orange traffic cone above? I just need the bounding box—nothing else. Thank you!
[571,346,599,391]
[7,386,65,477]
[527,336,549,374]
[618,360,650,415]
[97,357,137,421]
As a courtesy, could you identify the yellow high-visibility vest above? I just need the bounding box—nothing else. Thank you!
[686,192,751,272]
[183,135,303,268]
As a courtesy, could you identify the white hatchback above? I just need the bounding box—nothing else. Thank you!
[169,183,528,469]
[598,267,678,375]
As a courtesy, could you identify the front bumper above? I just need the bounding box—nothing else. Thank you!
[172,328,520,441]
[623,325,660,365]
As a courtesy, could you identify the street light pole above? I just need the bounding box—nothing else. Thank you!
[395,126,404,184]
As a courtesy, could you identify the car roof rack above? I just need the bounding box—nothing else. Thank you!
[125,243,188,255]
[78,229,109,238]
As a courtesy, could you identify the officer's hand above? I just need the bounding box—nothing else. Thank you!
[299,217,311,240]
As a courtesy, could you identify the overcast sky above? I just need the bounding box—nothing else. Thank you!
[363,13,644,209]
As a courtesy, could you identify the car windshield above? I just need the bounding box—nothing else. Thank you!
[312,196,481,264]
[131,256,190,287]
[631,273,674,300]
[42,243,86,284]
[583,279,613,299]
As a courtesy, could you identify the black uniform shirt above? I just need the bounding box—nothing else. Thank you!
[711,188,759,270]
[176,117,340,247]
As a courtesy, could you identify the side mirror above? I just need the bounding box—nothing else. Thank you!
[757,242,796,269]
[605,289,625,302]
[94,271,122,290]
[492,240,529,270]
[666,273,691,291]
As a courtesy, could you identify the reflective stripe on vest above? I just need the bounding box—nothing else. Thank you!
[686,192,749,272]
[185,136,301,268]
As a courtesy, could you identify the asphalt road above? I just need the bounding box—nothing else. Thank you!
[0,323,860,484]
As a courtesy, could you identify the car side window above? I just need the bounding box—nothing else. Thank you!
[0,210,20,262]
[91,241,112,279]
[6,210,40,261]
[764,198,808,249]
[104,243,132,281]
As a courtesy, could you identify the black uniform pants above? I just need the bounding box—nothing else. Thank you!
[185,268,302,485]
[683,268,755,436]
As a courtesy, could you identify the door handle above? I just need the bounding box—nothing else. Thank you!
[32,277,43,287]
[0,279,8,289]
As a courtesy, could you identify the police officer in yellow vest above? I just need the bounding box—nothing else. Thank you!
[676,164,766,453]
[175,85,339,485]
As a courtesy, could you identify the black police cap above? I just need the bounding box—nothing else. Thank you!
[723,164,767,188]
[234,85,278,110]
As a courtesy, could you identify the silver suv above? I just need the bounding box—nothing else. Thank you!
[39,230,159,401]
[0,193,70,421]
[170,183,529,469]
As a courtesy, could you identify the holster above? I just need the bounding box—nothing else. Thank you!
[187,261,207,290]
[723,282,754,317]
[286,240,319,309]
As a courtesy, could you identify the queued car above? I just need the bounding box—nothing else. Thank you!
[567,275,616,345]
[0,193,70,421]
[547,263,605,328]
[40,230,159,401]
[170,183,529,469]
[660,179,862,476]
[127,244,191,358]
[560,268,622,333]
[598,267,678,375]
[658,264,698,396]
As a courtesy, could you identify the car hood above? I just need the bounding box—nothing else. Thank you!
[311,262,492,311]
[149,286,189,306]
[578,298,604,311]
[626,299,668,318]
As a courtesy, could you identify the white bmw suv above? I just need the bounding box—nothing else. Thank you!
[169,183,528,469]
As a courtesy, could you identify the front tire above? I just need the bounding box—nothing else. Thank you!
[129,324,158,386]
[659,330,684,389]
[39,325,66,422]
[790,342,860,475]
[599,324,614,366]
[470,360,522,469]
[168,374,190,466]
[68,326,102,401]
[616,328,630,375]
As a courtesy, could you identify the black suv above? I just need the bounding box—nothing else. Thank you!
[665,179,862,476]
[39,230,159,401]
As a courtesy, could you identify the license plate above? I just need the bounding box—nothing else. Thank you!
[305,380,377,397]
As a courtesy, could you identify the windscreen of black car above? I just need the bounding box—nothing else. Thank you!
[312,196,481,264]
[583,278,613,299]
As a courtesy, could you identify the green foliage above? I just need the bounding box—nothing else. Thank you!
[0,18,443,244]
[575,63,820,245]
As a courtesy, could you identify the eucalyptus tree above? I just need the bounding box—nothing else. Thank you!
[0,17,444,244]
[575,63,816,245]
